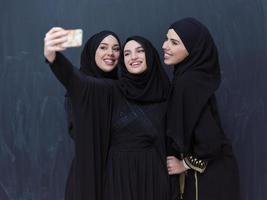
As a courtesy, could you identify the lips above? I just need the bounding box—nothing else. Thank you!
[103,58,115,65]
[130,60,142,68]
[164,52,172,59]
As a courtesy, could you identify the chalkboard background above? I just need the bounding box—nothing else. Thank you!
[1,0,266,199]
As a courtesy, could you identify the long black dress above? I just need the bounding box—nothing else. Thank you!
[49,52,114,200]
[104,90,170,200]
[166,18,240,200]
[62,31,120,200]
[102,36,170,200]
[48,36,171,200]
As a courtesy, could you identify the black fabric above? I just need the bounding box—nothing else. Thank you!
[101,37,171,200]
[48,36,171,200]
[117,36,170,103]
[166,18,221,154]
[49,52,115,200]
[79,30,120,79]
[166,18,240,200]
[64,30,120,138]
[63,31,120,200]
[103,95,170,200]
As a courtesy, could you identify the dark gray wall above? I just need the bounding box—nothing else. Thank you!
[1,0,266,199]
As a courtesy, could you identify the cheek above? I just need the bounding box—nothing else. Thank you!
[114,51,120,59]
[124,57,131,70]
[95,55,101,66]
[142,60,147,70]
[95,51,103,63]
[173,49,187,63]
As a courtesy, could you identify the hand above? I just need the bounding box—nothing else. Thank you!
[44,27,68,63]
[167,156,188,175]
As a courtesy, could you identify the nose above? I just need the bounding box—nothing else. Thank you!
[107,48,113,56]
[162,40,168,50]
[130,52,138,60]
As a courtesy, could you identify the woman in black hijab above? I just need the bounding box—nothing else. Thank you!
[103,36,170,200]
[63,31,120,200]
[65,30,119,138]
[44,27,120,200]
[162,18,240,200]
[44,29,170,200]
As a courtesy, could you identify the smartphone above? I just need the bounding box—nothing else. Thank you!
[61,29,83,48]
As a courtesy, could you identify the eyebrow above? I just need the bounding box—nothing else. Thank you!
[170,38,180,42]
[99,42,119,46]
[166,34,180,42]
[124,46,143,52]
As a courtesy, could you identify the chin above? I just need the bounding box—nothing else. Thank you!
[103,66,115,72]
[164,60,173,65]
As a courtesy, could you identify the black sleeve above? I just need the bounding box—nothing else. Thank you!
[193,103,223,160]
[47,52,77,89]
[184,102,224,173]
[47,52,110,95]
[64,93,75,139]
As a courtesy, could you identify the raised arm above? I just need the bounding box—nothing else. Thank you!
[44,27,84,91]
[44,27,68,63]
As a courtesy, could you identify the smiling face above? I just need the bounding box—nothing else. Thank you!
[162,29,189,65]
[95,35,120,72]
[123,40,147,74]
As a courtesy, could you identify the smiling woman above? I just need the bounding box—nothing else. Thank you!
[163,18,240,200]
[95,35,120,72]
[104,36,171,200]
[162,29,189,65]
[63,31,121,200]
[123,40,147,74]
[44,31,170,200]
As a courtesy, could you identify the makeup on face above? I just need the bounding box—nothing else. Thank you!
[123,40,147,74]
[95,35,120,72]
[162,29,189,65]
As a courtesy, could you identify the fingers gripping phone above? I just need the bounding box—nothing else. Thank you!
[62,29,83,48]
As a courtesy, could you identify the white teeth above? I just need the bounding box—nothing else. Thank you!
[104,59,114,65]
[131,62,141,66]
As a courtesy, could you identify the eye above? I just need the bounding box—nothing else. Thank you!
[99,46,107,50]
[124,52,130,56]
[171,40,180,46]
[113,47,120,52]
[137,48,145,53]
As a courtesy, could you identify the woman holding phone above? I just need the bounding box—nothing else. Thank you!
[44,28,170,200]
[62,30,121,200]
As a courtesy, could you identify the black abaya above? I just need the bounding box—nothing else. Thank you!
[166,18,240,200]
[62,31,120,200]
[50,52,114,200]
[48,36,171,200]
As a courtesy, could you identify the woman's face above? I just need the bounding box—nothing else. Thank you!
[123,40,147,74]
[162,29,189,65]
[95,35,120,72]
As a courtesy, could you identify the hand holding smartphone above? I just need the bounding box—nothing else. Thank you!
[61,29,83,48]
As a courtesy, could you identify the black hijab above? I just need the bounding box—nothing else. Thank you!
[117,36,170,103]
[65,31,120,138]
[79,30,120,79]
[166,18,221,154]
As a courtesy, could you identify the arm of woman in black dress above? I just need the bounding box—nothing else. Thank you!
[44,27,77,89]
[44,27,108,92]
[167,100,224,174]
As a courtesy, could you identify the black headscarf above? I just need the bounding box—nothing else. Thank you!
[117,36,170,103]
[166,18,221,154]
[79,30,120,79]
[65,31,120,138]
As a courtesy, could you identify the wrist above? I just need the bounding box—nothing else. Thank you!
[45,52,56,63]
[182,159,190,170]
